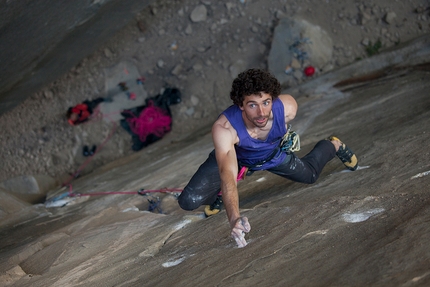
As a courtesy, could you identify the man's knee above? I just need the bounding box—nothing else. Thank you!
[177,191,202,211]
[304,172,319,184]
[292,172,318,184]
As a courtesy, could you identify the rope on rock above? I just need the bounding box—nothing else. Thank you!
[62,109,119,187]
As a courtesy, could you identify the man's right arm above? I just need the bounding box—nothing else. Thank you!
[212,116,251,247]
[212,116,240,226]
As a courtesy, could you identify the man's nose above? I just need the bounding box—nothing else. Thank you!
[257,105,264,115]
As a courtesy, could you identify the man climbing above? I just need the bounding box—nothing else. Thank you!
[178,68,358,248]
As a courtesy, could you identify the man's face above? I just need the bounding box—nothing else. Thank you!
[239,92,273,128]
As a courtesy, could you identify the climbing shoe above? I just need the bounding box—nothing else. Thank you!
[83,145,90,157]
[204,195,223,217]
[89,145,97,156]
[328,136,358,171]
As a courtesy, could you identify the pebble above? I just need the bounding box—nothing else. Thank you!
[358,12,372,25]
[384,12,396,24]
[293,70,303,81]
[192,63,203,71]
[220,18,228,25]
[171,64,183,76]
[44,90,54,99]
[190,95,199,106]
[185,24,193,35]
[225,3,234,12]
[104,48,113,58]
[190,5,207,22]
[361,38,370,46]
[185,107,195,116]
[290,58,302,69]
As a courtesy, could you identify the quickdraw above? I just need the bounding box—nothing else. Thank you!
[280,124,301,153]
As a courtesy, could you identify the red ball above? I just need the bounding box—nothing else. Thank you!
[304,66,315,77]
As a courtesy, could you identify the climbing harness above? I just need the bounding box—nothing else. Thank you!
[237,124,301,175]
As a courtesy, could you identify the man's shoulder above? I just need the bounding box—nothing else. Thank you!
[276,94,298,121]
[213,114,233,130]
[212,114,239,142]
[277,94,296,105]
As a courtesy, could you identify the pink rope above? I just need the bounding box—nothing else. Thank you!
[126,101,172,142]
[66,186,182,197]
[62,113,118,187]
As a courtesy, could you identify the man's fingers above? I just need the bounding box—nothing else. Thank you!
[234,234,247,248]
[231,229,247,248]
[240,217,251,232]
[231,217,251,248]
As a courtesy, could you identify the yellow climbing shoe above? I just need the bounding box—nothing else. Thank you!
[329,136,358,171]
[204,195,223,217]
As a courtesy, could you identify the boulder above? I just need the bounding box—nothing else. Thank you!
[0,174,58,203]
[268,17,333,86]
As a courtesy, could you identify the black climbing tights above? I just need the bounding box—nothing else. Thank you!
[178,140,336,211]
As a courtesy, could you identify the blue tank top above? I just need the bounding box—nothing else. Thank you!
[222,98,287,170]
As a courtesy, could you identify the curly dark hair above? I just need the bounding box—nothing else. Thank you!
[230,68,281,106]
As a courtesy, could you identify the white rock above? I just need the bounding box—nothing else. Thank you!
[44,90,54,99]
[185,24,193,35]
[361,38,370,46]
[225,3,234,12]
[190,95,199,106]
[290,57,301,69]
[171,64,183,76]
[358,12,371,25]
[157,60,165,68]
[193,63,203,71]
[383,11,396,24]
[185,107,195,116]
[190,5,207,22]
[104,48,113,58]
[293,70,303,81]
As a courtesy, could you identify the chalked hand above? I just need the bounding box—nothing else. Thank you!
[231,217,251,248]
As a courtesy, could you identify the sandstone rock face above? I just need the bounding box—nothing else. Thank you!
[1,34,430,287]
[1,1,430,284]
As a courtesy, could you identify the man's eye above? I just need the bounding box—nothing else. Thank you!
[263,101,270,106]
[249,104,256,108]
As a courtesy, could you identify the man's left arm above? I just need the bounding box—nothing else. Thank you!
[278,94,298,123]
